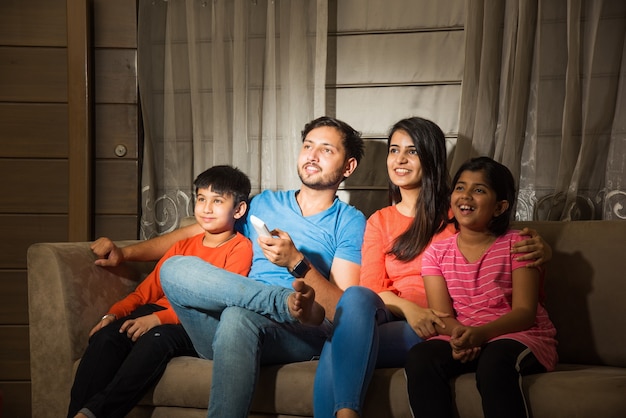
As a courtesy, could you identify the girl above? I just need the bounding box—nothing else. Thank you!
[405,157,557,418]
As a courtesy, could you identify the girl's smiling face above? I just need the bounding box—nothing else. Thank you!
[451,169,509,231]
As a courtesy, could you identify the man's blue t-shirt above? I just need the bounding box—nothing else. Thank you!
[242,190,366,288]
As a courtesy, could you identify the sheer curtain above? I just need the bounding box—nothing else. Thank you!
[451,0,626,221]
[137,0,328,238]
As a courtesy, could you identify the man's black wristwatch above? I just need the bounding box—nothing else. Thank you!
[289,256,311,278]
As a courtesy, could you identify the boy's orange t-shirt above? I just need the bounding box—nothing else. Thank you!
[108,232,252,324]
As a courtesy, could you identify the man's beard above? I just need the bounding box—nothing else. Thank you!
[297,164,345,190]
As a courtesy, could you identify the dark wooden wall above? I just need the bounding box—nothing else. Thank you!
[0,0,140,416]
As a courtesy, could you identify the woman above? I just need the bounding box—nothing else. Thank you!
[312,117,550,418]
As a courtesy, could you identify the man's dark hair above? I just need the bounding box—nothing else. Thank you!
[194,165,251,206]
[301,116,364,164]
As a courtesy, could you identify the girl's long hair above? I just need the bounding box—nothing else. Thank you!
[388,117,450,261]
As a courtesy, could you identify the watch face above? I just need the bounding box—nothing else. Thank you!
[291,258,310,278]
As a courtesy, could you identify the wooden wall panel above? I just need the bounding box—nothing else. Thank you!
[93,0,141,241]
[67,0,93,242]
[0,271,28,325]
[0,0,141,413]
[95,215,140,241]
[95,104,139,159]
[0,104,68,158]
[0,47,68,102]
[0,381,30,418]
[95,160,140,214]
[0,0,67,47]
[94,49,138,104]
[0,215,68,269]
[0,327,30,380]
[93,0,137,48]
[0,160,68,213]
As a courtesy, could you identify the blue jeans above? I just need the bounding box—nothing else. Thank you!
[313,286,424,417]
[160,255,333,418]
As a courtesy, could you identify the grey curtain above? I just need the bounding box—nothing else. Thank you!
[452,0,626,221]
[137,0,327,238]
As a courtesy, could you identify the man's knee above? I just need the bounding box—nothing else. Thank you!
[214,307,265,348]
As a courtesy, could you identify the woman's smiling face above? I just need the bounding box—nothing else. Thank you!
[387,129,422,190]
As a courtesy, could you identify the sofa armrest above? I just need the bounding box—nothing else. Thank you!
[27,241,155,418]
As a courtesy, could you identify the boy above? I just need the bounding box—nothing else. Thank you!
[68,165,253,418]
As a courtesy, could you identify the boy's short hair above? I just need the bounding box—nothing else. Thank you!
[194,165,251,206]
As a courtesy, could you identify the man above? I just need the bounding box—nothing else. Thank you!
[91,116,366,417]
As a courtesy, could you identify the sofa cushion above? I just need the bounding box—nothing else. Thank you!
[138,356,626,418]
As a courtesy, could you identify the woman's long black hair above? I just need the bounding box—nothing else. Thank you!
[387,117,450,261]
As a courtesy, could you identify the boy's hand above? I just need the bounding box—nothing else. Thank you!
[512,227,552,267]
[89,314,116,337]
[91,237,125,267]
[119,314,161,342]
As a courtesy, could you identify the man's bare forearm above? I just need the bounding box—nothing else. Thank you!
[124,223,202,261]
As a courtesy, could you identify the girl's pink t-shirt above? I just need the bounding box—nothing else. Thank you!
[422,230,558,371]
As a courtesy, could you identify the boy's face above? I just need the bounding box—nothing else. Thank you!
[194,187,245,234]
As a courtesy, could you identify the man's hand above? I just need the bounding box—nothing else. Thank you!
[119,314,161,342]
[91,237,125,267]
[512,227,552,267]
[256,229,302,270]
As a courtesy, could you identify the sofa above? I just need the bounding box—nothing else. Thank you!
[28,220,626,418]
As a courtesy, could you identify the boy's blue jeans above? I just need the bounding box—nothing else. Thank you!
[160,255,332,418]
[313,286,424,417]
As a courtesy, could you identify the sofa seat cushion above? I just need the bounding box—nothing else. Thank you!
[452,363,626,418]
[136,357,626,418]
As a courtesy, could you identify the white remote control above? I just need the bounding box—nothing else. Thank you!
[249,215,272,238]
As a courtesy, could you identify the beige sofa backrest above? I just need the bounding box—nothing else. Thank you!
[513,220,626,368]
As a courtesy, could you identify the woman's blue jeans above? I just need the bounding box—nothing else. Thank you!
[160,255,332,418]
[313,286,424,417]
